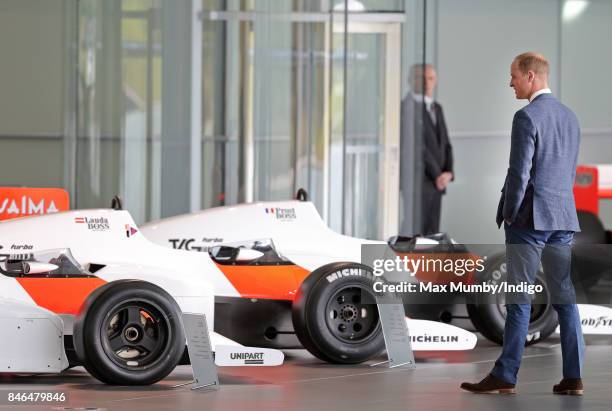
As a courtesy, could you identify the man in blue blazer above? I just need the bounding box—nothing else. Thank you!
[461,52,585,395]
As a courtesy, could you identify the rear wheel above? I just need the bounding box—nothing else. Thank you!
[292,262,384,363]
[73,280,185,385]
[467,253,558,345]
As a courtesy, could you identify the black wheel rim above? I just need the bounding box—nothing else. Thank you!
[325,285,380,344]
[494,261,553,324]
[101,299,171,370]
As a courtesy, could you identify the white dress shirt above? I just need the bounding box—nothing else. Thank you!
[529,88,552,102]
[412,92,436,124]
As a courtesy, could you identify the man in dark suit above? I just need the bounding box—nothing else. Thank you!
[461,52,585,395]
[400,64,453,235]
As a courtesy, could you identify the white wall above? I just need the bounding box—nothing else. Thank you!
[434,0,612,243]
[561,0,612,129]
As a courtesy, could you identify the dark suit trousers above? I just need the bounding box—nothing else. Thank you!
[422,183,442,234]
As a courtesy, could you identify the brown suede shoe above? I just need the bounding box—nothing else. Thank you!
[460,374,516,394]
[553,378,583,396]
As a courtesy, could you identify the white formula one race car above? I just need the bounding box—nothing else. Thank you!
[140,195,478,363]
[0,211,283,386]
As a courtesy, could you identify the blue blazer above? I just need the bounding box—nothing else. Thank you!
[496,93,581,231]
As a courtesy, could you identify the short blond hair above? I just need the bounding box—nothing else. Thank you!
[514,52,549,77]
[409,63,435,82]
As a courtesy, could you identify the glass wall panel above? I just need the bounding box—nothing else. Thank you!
[201,2,330,211]
[330,15,409,239]
[291,22,330,212]
[0,0,67,188]
[202,1,413,239]
[251,10,295,201]
[201,0,229,207]
[330,30,387,239]
[76,0,163,223]
[398,0,429,236]
[76,0,122,208]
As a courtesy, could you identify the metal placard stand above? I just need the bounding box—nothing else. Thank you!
[174,313,219,390]
[371,302,416,369]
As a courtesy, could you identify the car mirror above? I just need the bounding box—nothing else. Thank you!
[23,262,59,275]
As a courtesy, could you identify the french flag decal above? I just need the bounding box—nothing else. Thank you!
[265,208,275,214]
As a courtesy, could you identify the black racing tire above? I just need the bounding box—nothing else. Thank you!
[292,262,385,364]
[467,253,558,346]
[73,280,185,385]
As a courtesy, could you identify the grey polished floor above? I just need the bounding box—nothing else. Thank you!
[1,336,612,411]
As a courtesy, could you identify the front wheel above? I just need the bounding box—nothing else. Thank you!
[467,253,558,346]
[292,262,385,363]
[73,280,185,385]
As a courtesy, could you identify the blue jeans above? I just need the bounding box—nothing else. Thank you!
[490,225,585,384]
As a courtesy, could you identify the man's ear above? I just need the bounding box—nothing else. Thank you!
[528,70,536,82]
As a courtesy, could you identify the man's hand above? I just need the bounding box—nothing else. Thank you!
[436,172,453,191]
[442,172,453,186]
[504,218,512,226]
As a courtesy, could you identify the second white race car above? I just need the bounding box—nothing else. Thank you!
[140,195,478,363]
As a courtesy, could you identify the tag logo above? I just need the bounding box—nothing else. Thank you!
[168,238,222,252]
